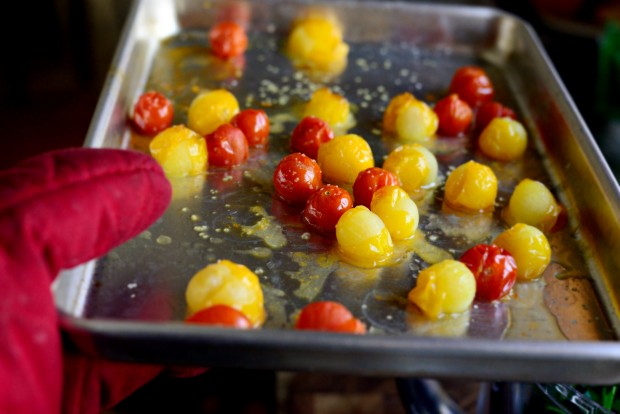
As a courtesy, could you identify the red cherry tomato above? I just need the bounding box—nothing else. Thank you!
[459,244,517,301]
[206,124,249,167]
[231,109,270,148]
[352,167,400,208]
[273,153,323,206]
[186,305,252,329]
[475,101,517,131]
[301,185,353,235]
[290,116,334,159]
[209,21,248,59]
[448,66,494,107]
[434,94,473,136]
[295,301,366,334]
[131,91,174,135]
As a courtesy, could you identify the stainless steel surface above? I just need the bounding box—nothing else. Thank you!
[55,0,620,383]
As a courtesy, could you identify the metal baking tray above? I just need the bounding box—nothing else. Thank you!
[55,0,620,384]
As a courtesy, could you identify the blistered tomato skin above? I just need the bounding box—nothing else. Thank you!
[395,99,439,143]
[188,89,240,136]
[459,244,517,301]
[382,144,438,198]
[295,301,366,334]
[370,186,419,241]
[434,94,473,136]
[149,125,208,177]
[493,223,551,281]
[443,160,498,213]
[503,179,561,232]
[408,260,476,319]
[290,116,334,159]
[353,167,400,208]
[475,101,516,131]
[132,91,174,135]
[185,260,265,326]
[303,87,352,131]
[231,109,270,148]
[301,185,353,236]
[273,152,323,206]
[206,124,249,168]
[209,21,248,59]
[448,66,494,107]
[185,304,252,329]
[317,134,374,185]
[478,117,528,162]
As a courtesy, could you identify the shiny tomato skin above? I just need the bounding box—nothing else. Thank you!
[434,94,473,136]
[353,167,400,208]
[302,185,353,235]
[273,153,323,206]
[290,116,335,159]
[475,101,517,131]
[448,66,494,108]
[459,244,517,301]
[231,109,270,147]
[206,124,249,167]
[186,305,252,329]
[295,301,366,334]
[209,21,248,59]
[132,91,174,135]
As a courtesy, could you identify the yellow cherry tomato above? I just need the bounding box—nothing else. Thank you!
[444,160,498,213]
[383,92,417,135]
[493,223,551,281]
[303,87,353,131]
[370,185,419,241]
[408,260,476,319]
[149,125,207,177]
[317,134,374,184]
[185,260,265,326]
[382,144,438,198]
[395,99,438,143]
[504,179,561,232]
[335,205,394,268]
[478,117,527,161]
[188,89,239,136]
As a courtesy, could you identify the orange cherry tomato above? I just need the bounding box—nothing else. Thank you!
[209,21,248,59]
[448,66,494,107]
[290,116,334,159]
[301,185,353,236]
[131,91,174,135]
[295,301,366,334]
[273,153,323,206]
[433,93,473,136]
[206,124,249,167]
[475,101,517,131]
[186,305,252,329]
[459,244,517,301]
[352,167,400,208]
[231,109,270,148]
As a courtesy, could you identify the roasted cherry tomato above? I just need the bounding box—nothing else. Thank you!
[459,244,517,301]
[290,116,334,159]
[301,185,353,235]
[209,21,248,59]
[295,301,366,334]
[231,109,270,148]
[131,91,174,135]
[475,101,516,131]
[448,66,494,107]
[352,167,400,208]
[273,152,323,206]
[206,124,249,167]
[433,93,473,136]
[185,304,252,329]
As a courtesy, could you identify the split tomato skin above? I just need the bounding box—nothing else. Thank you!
[290,116,334,159]
[231,109,270,147]
[132,91,174,135]
[209,21,248,59]
[434,93,473,136]
[475,101,516,132]
[273,152,323,206]
[459,244,517,301]
[206,124,249,167]
[301,185,353,235]
[185,305,252,329]
[352,167,400,208]
[448,66,494,108]
[295,301,366,334]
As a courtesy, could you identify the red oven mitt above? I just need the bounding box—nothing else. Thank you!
[0,148,172,414]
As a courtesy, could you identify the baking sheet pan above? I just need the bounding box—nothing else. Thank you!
[54,0,620,384]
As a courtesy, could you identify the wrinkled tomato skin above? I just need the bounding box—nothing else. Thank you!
[209,21,248,59]
[448,66,494,108]
[434,94,473,136]
[295,301,366,334]
[206,124,249,167]
[231,109,270,147]
[352,167,400,208]
[273,153,323,206]
[290,116,335,159]
[459,244,517,301]
[185,305,252,329]
[475,101,517,131]
[302,185,353,235]
[132,91,174,135]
